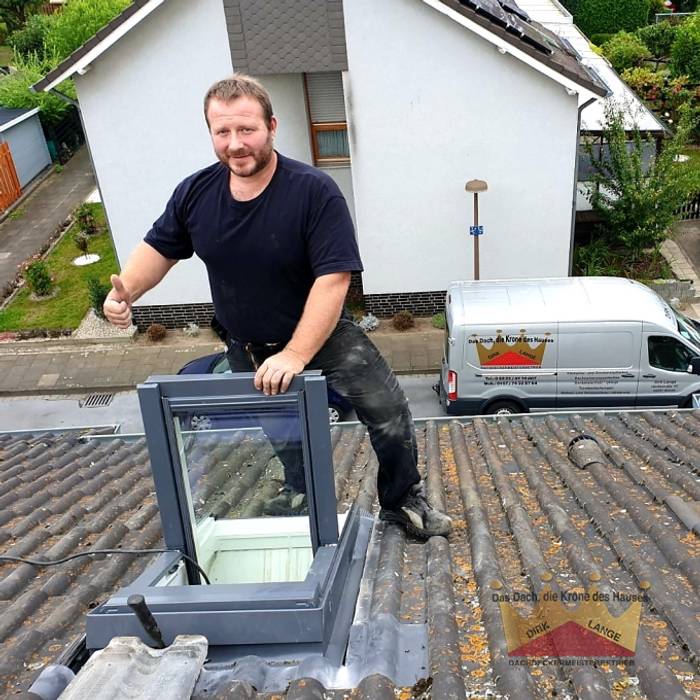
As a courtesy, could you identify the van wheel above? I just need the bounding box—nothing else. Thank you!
[485,400,523,416]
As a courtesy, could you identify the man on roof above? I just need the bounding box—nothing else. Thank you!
[103,73,451,539]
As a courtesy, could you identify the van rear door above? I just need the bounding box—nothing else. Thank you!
[466,324,557,412]
[556,322,640,409]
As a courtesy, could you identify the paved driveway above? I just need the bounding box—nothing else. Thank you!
[0,146,95,291]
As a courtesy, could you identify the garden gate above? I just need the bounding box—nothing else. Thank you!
[0,142,21,212]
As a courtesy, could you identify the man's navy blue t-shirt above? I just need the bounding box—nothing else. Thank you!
[144,153,363,344]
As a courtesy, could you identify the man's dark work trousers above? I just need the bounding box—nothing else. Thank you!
[226,318,421,509]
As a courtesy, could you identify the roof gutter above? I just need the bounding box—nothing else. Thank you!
[568,95,597,275]
[46,87,78,108]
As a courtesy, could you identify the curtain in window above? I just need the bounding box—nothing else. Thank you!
[317,129,349,158]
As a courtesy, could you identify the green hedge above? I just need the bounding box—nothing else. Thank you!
[558,0,581,14]
[576,0,651,37]
[671,11,700,81]
[601,32,651,72]
[636,20,678,58]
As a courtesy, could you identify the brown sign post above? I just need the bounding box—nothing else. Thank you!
[465,179,488,280]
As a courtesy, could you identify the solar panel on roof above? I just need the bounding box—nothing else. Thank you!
[498,0,530,22]
[468,0,509,27]
[505,14,554,54]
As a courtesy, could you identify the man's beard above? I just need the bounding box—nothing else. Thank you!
[222,135,274,178]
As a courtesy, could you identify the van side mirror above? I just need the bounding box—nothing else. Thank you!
[690,358,700,375]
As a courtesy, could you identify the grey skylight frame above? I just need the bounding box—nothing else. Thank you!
[139,371,339,578]
[86,372,372,656]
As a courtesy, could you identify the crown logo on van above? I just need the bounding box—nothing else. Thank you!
[495,582,646,658]
[474,330,551,368]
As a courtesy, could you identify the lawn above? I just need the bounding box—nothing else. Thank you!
[0,204,119,331]
[0,45,13,65]
[681,146,700,170]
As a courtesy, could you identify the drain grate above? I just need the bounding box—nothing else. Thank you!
[80,393,115,409]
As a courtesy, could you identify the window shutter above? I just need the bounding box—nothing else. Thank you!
[306,72,346,122]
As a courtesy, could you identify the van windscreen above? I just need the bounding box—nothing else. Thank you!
[674,309,700,351]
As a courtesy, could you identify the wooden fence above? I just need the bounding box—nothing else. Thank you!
[677,193,700,221]
[0,142,21,212]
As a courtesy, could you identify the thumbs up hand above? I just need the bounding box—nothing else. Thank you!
[103,274,133,328]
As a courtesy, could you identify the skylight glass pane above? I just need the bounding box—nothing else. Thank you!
[170,400,313,583]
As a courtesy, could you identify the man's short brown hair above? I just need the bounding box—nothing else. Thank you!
[203,74,274,127]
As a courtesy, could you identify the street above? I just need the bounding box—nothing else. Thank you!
[0,373,445,434]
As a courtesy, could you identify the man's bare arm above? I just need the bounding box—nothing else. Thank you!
[103,241,178,327]
[255,271,351,395]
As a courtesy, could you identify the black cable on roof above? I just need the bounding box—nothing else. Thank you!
[0,548,211,585]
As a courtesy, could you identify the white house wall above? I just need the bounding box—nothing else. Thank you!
[76,0,232,307]
[343,0,580,294]
[254,73,313,163]
[258,73,356,225]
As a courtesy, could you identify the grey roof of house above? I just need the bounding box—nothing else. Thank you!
[33,0,606,98]
[2,410,700,698]
[0,107,34,127]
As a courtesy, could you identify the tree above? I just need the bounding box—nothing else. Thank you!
[0,53,75,125]
[44,0,130,62]
[671,10,700,82]
[585,101,700,256]
[0,1,41,34]
[7,12,51,61]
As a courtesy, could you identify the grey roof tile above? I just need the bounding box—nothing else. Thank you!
[3,413,700,697]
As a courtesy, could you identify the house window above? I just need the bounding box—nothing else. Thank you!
[304,72,350,165]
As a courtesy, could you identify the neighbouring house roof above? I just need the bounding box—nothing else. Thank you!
[0,107,40,133]
[428,0,608,98]
[33,0,606,100]
[2,411,699,697]
[515,0,666,132]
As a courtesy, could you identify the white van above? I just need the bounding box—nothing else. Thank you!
[438,277,700,415]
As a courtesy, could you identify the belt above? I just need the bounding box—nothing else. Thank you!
[227,337,285,370]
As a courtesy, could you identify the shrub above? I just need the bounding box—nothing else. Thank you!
[636,20,677,58]
[24,260,53,297]
[431,312,446,330]
[146,323,167,342]
[573,238,614,276]
[590,33,614,46]
[392,310,415,331]
[358,313,379,332]
[75,203,99,235]
[601,32,651,72]
[86,276,110,318]
[73,232,89,256]
[7,13,51,61]
[183,322,200,337]
[0,53,75,126]
[671,11,700,82]
[621,66,664,101]
[576,0,651,37]
[584,101,699,255]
